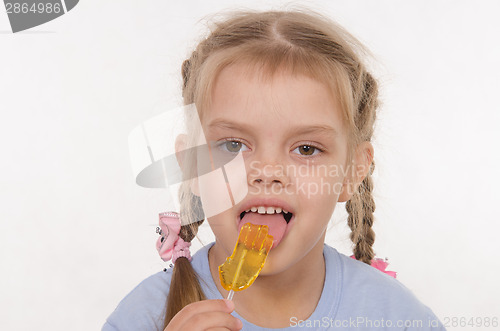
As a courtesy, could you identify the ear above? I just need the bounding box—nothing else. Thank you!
[338,141,374,202]
[175,134,200,197]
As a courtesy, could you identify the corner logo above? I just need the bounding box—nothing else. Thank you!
[4,0,79,33]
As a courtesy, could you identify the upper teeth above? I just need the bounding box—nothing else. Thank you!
[246,206,289,214]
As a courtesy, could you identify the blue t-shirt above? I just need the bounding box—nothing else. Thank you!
[103,243,446,330]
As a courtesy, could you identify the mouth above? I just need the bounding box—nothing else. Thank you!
[239,210,293,223]
[237,207,294,248]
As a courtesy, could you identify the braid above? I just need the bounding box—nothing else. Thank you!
[346,160,376,265]
[163,42,210,328]
[163,139,207,327]
[164,207,206,328]
[344,63,378,266]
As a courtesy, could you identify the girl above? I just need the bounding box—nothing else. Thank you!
[104,8,445,331]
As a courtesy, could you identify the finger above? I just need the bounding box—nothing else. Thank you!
[167,300,234,330]
[178,311,242,331]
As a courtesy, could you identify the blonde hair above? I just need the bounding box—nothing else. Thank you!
[164,8,379,327]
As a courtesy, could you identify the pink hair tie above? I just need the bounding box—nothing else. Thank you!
[156,212,192,263]
[350,255,397,278]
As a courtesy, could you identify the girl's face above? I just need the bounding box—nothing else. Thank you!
[201,63,352,275]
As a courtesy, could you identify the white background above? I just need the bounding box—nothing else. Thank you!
[1,1,499,330]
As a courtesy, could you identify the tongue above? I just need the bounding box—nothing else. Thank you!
[239,212,287,247]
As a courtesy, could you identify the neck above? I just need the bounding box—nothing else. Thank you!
[208,238,326,328]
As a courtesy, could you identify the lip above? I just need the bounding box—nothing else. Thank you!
[236,197,295,216]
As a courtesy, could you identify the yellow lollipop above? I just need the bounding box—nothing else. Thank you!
[218,223,274,299]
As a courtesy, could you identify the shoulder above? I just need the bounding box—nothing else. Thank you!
[324,245,445,330]
[102,269,172,331]
[336,249,422,308]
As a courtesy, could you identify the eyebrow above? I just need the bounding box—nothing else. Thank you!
[207,119,339,138]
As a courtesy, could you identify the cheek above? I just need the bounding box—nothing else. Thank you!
[197,171,233,218]
[207,212,239,242]
[207,212,232,229]
[207,215,239,254]
[294,172,345,200]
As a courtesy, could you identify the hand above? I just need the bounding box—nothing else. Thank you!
[164,299,242,331]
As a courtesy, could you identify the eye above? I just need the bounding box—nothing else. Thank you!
[293,144,322,156]
[218,139,249,153]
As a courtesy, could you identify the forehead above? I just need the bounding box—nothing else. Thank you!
[204,63,345,136]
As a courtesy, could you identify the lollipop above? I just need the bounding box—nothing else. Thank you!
[218,223,273,299]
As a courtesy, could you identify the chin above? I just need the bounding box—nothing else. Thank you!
[258,247,296,276]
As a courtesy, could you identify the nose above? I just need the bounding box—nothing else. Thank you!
[248,158,290,188]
